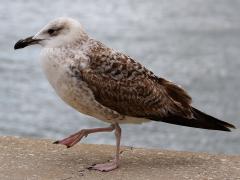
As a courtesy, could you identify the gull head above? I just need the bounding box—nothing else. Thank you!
[14,17,87,49]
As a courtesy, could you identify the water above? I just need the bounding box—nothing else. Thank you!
[0,0,240,154]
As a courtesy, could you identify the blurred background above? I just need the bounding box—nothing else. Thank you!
[0,0,240,154]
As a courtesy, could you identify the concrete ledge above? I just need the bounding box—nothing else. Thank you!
[0,136,239,180]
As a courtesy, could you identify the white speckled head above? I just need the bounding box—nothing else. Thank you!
[33,17,88,48]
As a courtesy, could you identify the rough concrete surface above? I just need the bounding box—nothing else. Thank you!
[0,136,239,180]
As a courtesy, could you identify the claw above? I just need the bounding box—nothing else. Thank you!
[87,164,96,170]
[53,141,59,144]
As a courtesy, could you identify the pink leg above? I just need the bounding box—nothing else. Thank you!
[53,124,115,148]
[88,123,121,172]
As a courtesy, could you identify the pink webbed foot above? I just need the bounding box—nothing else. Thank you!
[53,130,88,148]
[88,160,119,172]
[53,125,115,148]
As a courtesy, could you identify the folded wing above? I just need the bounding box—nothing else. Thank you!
[80,41,192,119]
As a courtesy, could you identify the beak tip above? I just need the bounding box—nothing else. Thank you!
[14,39,25,50]
[14,36,39,50]
[14,43,19,50]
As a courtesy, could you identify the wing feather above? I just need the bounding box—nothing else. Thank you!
[79,40,193,119]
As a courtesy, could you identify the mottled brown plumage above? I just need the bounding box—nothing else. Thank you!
[75,39,234,131]
[80,40,193,120]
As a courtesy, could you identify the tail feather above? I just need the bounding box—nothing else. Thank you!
[150,107,236,131]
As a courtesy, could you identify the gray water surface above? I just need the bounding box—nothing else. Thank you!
[0,0,240,154]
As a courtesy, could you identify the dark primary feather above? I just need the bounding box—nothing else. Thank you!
[78,40,235,131]
[150,107,235,131]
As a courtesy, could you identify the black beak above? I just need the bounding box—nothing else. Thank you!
[14,36,42,50]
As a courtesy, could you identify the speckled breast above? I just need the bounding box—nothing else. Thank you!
[40,48,122,122]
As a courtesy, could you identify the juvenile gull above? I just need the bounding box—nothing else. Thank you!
[14,17,235,172]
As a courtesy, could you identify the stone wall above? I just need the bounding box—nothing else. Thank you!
[0,136,239,180]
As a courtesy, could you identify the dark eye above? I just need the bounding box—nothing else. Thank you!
[47,29,55,35]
